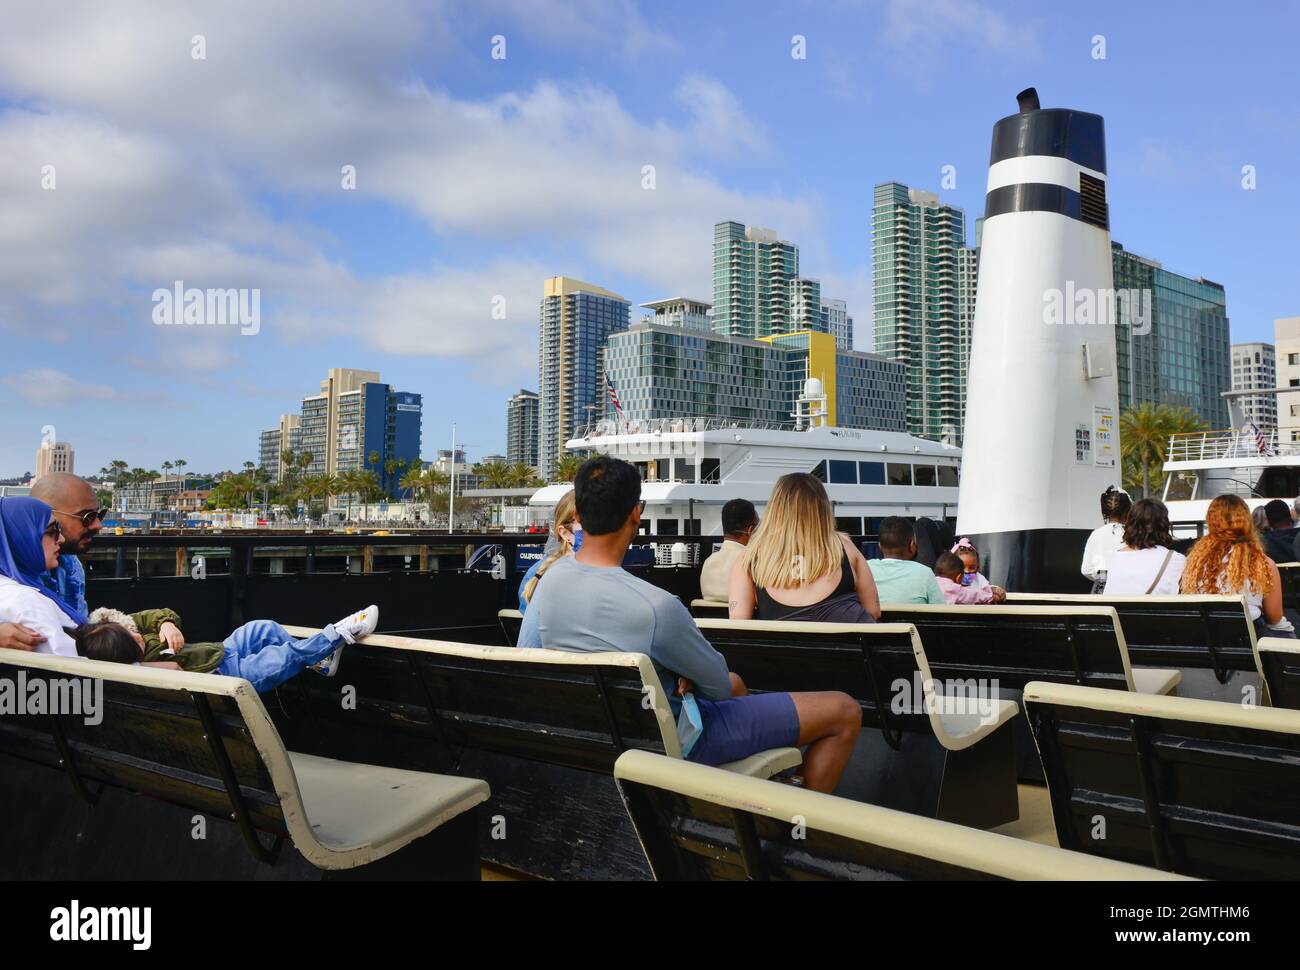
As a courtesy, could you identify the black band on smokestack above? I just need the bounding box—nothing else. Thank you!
[1016,87,1040,112]
[989,108,1107,173]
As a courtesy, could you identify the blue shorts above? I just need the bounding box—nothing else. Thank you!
[687,692,801,766]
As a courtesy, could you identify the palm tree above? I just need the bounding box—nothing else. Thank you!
[335,469,360,522]
[508,462,542,488]
[357,469,381,520]
[399,460,426,503]
[1120,403,1208,497]
[552,454,584,483]
[419,466,451,519]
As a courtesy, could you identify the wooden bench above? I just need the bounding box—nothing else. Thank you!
[1278,562,1300,613]
[1024,681,1300,879]
[693,619,1020,828]
[1007,593,1261,703]
[274,628,799,880]
[613,750,1191,881]
[0,648,488,880]
[1257,636,1300,710]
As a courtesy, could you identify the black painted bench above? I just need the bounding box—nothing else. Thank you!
[1257,636,1300,710]
[1024,680,1300,879]
[0,648,488,880]
[613,750,1190,881]
[1007,593,1261,703]
[693,619,1020,828]
[275,628,799,880]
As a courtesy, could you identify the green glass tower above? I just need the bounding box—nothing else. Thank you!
[871,182,976,442]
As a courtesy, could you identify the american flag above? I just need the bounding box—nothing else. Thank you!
[1247,422,1274,457]
[606,373,626,421]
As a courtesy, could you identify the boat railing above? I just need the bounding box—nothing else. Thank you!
[1166,427,1293,462]
[574,416,791,438]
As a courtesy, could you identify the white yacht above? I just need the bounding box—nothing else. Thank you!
[528,413,961,537]
[1163,389,1300,529]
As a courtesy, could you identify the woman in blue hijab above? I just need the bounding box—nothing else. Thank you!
[0,496,88,627]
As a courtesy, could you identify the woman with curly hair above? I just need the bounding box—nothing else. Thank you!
[1180,494,1295,638]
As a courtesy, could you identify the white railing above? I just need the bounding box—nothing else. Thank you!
[1166,428,1297,462]
[574,417,790,438]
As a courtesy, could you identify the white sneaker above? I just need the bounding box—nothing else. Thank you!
[333,604,379,644]
[310,605,378,677]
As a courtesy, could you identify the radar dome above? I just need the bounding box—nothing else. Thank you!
[802,377,823,398]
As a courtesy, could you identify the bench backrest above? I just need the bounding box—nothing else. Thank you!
[281,628,681,771]
[1006,593,1257,675]
[690,599,729,620]
[498,608,523,647]
[693,619,971,750]
[1278,563,1300,612]
[0,647,306,863]
[1024,680,1300,878]
[613,749,1190,881]
[1257,637,1300,710]
[878,605,1134,691]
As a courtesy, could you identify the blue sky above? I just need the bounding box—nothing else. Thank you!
[1,0,1296,477]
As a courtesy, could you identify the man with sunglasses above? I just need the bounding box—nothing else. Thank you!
[30,473,107,618]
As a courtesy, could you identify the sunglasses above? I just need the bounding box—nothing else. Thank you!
[54,507,110,528]
[43,521,62,539]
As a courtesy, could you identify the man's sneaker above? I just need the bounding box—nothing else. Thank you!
[310,605,378,677]
[333,605,379,645]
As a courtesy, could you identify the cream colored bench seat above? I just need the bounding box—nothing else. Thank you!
[614,749,1191,881]
[0,647,488,877]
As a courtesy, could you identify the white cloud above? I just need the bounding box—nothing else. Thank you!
[3,369,124,407]
[0,0,817,372]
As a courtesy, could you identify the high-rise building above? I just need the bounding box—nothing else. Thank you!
[257,413,301,483]
[820,298,854,350]
[296,368,420,498]
[1275,318,1300,445]
[35,440,74,481]
[872,182,976,441]
[602,323,906,431]
[1231,342,1277,429]
[537,276,630,478]
[712,221,801,339]
[506,389,540,470]
[639,297,712,332]
[1111,242,1231,428]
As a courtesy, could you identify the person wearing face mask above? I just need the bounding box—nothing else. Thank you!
[0,496,88,657]
[518,491,580,612]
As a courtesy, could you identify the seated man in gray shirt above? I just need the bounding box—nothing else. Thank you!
[518,457,860,794]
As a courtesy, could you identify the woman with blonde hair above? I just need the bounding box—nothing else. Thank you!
[1181,494,1295,638]
[729,473,880,622]
[518,491,579,611]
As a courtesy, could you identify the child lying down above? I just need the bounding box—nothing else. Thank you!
[67,604,379,693]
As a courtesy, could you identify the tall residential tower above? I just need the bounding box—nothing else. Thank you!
[537,276,630,478]
[506,388,540,470]
[871,182,977,441]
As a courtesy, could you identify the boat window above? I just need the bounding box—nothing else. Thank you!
[811,460,828,481]
[914,465,937,487]
[937,465,959,487]
[829,459,857,484]
[835,516,862,534]
[858,461,886,485]
[699,458,720,483]
[657,519,679,535]
[864,517,885,536]
[684,519,701,536]
[632,461,649,480]
[887,463,912,486]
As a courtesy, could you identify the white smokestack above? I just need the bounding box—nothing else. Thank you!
[957,89,1121,591]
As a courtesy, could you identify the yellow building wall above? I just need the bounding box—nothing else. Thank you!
[758,330,838,427]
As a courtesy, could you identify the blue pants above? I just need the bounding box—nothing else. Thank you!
[217,619,342,693]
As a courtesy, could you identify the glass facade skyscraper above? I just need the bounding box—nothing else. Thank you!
[602,324,906,431]
[1111,242,1231,428]
[871,182,976,442]
[506,388,540,470]
[538,276,630,478]
[713,221,801,339]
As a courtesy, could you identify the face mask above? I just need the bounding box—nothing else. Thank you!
[960,571,973,586]
[677,692,703,758]
[572,526,583,552]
